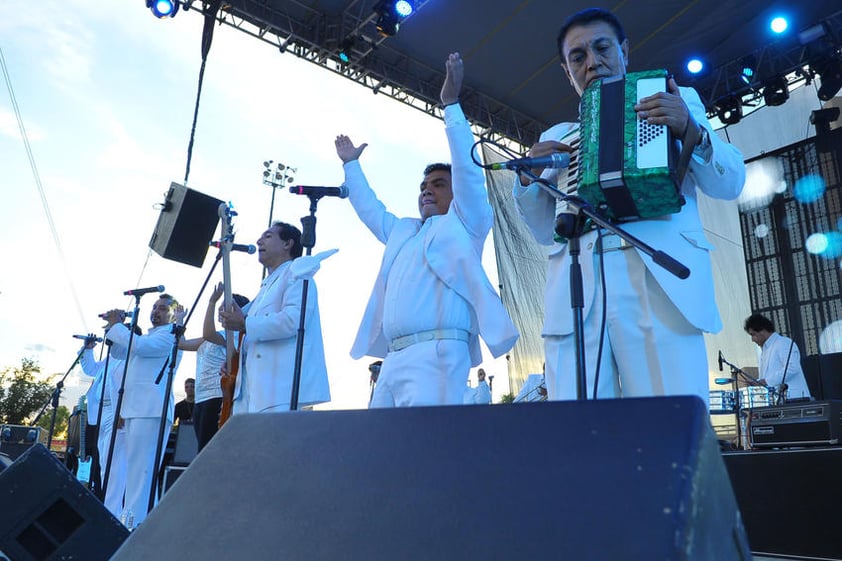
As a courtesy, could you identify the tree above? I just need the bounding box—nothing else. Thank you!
[34,405,71,439]
[0,357,55,425]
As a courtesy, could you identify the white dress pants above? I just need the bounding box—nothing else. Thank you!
[123,417,171,527]
[370,339,471,408]
[544,245,710,405]
[98,408,127,517]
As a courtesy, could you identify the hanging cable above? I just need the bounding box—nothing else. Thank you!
[0,46,90,331]
[183,0,223,184]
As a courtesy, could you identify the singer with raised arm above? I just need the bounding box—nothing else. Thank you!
[512,8,745,405]
[101,294,183,527]
[334,52,518,408]
[744,314,812,402]
[218,222,331,413]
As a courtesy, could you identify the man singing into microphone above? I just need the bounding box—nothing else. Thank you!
[101,294,183,527]
[513,8,745,405]
[218,222,331,413]
[334,52,518,407]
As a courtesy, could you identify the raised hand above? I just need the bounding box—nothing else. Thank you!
[441,52,463,106]
[335,134,368,163]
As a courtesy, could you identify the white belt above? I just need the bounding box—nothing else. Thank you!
[388,328,470,352]
[597,234,634,253]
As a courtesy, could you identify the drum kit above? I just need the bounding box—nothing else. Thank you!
[711,351,783,450]
[709,385,778,414]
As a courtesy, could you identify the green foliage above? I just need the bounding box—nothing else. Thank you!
[499,392,515,404]
[34,405,71,439]
[0,357,55,425]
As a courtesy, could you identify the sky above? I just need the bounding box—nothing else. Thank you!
[0,1,510,412]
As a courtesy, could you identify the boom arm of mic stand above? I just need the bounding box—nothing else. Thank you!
[518,167,690,279]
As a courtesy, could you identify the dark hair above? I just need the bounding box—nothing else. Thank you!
[159,293,179,309]
[232,294,250,308]
[271,221,303,258]
[744,313,775,333]
[423,163,451,177]
[557,7,627,62]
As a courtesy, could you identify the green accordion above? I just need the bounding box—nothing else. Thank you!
[577,69,685,221]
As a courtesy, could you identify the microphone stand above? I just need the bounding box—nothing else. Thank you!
[147,323,185,513]
[718,353,761,450]
[101,297,143,499]
[89,339,113,500]
[31,346,87,451]
[147,252,221,512]
[517,167,690,400]
[289,195,320,411]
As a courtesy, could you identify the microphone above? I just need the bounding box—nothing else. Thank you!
[489,153,571,171]
[72,334,103,343]
[123,285,165,296]
[714,378,734,385]
[98,311,133,320]
[289,185,349,199]
[209,241,256,254]
[718,350,724,372]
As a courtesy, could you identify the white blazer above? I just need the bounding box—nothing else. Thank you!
[345,103,519,366]
[235,261,330,411]
[514,86,746,336]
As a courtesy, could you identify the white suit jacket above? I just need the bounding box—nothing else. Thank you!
[345,103,519,366]
[514,87,745,336]
[80,347,124,424]
[235,261,330,411]
[106,323,181,421]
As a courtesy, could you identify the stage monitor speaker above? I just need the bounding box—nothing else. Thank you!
[148,182,223,268]
[724,447,842,559]
[111,396,750,561]
[0,444,128,561]
[0,425,42,462]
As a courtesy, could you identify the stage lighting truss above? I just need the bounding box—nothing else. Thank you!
[715,95,743,126]
[147,0,179,18]
[374,0,415,37]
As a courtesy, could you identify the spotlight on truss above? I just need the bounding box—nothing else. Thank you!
[147,0,179,18]
[715,95,743,126]
[762,76,789,107]
[374,0,415,37]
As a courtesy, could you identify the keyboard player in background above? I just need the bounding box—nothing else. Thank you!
[513,7,746,404]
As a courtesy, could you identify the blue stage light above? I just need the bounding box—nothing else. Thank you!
[740,56,757,85]
[770,16,788,34]
[394,0,414,17]
[148,0,179,18]
[686,59,703,74]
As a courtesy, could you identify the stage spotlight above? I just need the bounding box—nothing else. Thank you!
[715,95,743,125]
[147,0,179,18]
[762,76,789,106]
[770,16,788,34]
[686,58,703,74]
[814,58,842,101]
[339,36,356,64]
[374,0,414,37]
[740,56,757,85]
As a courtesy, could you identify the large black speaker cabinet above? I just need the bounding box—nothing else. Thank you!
[112,396,749,560]
[148,182,223,267]
[0,426,41,462]
[0,444,128,561]
[724,447,842,559]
